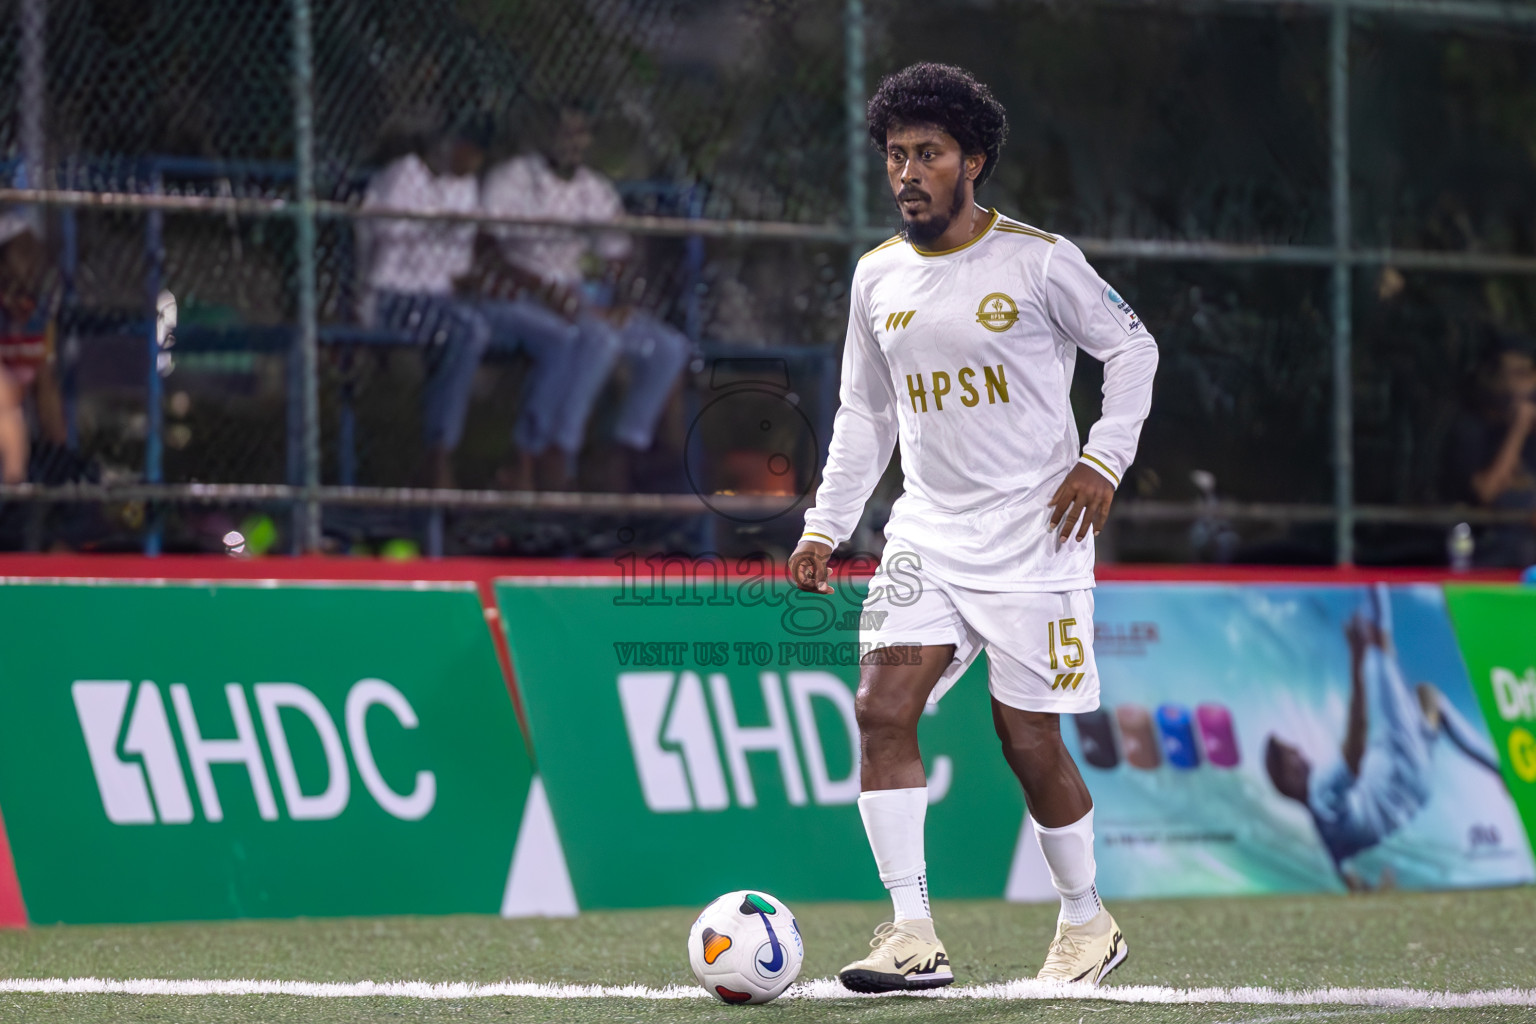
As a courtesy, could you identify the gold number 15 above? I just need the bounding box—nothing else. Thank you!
[1048,618,1084,670]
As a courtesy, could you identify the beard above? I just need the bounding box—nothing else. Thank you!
[897,180,969,248]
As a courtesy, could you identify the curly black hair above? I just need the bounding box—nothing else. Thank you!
[867,62,1009,190]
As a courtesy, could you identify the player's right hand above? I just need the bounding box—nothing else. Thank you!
[787,539,834,594]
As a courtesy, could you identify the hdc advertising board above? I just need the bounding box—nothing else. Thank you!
[499,574,1533,909]
[0,582,535,923]
[0,573,1526,923]
[495,574,1026,909]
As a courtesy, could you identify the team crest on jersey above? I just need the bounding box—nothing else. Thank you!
[975,292,1020,333]
[1103,285,1143,335]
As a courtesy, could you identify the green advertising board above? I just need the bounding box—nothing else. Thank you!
[1445,585,1536,845]
[495,574,1027,910]
[501,576,1536,910]
[0,582,536,924]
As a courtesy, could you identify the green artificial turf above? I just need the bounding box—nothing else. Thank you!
[0,889,1532,1023]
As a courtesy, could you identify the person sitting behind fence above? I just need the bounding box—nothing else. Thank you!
[355,124,490,489]
[1443,329,1536,568]
[478,103,689,490]
[0,213,65,486]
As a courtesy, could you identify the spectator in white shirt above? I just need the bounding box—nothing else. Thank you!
[479,105,689,488]
[356,126,492,488]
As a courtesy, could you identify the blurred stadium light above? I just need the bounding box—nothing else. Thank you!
[1,0,1534,563]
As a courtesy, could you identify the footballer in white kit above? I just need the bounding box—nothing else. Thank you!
[788,63,1157,992]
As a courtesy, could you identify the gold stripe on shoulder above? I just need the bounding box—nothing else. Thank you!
[998,216,1054,232]
[859,236,903,260]
[996,225,1054,238]
[996,222,1057,244]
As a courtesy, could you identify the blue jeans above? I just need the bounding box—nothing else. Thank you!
[545,308,692,455]
[478,296,586,454]
[370,291,489,451]
[607,311,691,451]
[486,299,690,457]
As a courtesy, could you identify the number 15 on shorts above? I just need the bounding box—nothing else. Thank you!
[1048,618,1085,689]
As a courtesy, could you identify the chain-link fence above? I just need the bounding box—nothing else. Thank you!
[2,0,1535,565]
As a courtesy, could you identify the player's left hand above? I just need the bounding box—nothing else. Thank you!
[1047,464,1115,543]
[787,539,834,594]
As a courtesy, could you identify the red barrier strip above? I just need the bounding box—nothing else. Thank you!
[0,802,27,927]
[0,553,1520,584]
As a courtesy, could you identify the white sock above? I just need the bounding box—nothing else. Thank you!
[858,787,931,922]
[886,871,930,922]
[1033,809,1103,926]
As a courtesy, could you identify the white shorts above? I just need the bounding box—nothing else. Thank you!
[858,561,1099,713]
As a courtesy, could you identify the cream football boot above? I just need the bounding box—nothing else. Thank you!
[1036,910,1128,986]
[838,919,955,992]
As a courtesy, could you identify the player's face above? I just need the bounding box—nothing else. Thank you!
[884,123,974,246]
[549,111,594,178]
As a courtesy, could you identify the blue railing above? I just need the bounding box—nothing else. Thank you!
[12,155,836,555]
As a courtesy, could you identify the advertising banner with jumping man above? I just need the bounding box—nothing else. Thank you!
[1051,583,1533,898]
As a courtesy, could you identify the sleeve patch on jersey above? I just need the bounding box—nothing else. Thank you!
[1102,285,1144,335]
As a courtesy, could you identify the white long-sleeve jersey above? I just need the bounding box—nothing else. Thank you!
[801,210,1158,590]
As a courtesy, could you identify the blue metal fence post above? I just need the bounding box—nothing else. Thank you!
[18,0,45,196]
[844,0,867,273]
[836,0,866,470]
[682,185,714,554]
[291,0,322,552]
[1329,1,1354,566]
[60,208,79,451]
[286,337,303,511]
[144,167,165,556]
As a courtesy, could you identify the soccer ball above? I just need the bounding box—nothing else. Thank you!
[687,890,804,1004]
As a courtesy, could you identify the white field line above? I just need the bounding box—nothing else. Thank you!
[1,977,1534,1008]
[1213,1012,1398,1024]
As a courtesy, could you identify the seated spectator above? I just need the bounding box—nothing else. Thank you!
[479,103,689,490]
[355,124,489,488]
[1445,330,1536,567]
[0,213,64,485]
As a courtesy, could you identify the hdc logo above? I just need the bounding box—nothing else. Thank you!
[72,679,436,825]
[617,670,951,812]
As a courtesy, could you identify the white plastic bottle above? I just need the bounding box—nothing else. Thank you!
[1447,522,1474,572]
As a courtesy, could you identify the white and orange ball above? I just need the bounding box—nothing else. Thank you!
[687,890,804,1004]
